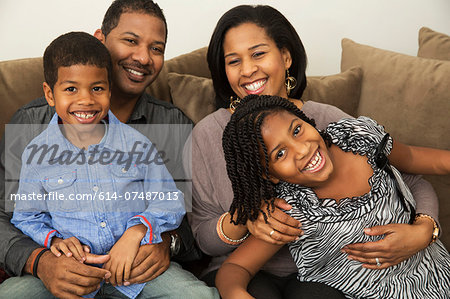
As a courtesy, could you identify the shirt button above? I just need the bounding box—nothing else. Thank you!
[100,221,106,228]
[57,178,64,184]
[92,186,99,192]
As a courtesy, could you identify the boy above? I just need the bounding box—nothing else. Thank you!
[11,31,186,299]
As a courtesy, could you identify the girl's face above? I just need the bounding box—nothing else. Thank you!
[223,22,292,100]
[261,110,334,187]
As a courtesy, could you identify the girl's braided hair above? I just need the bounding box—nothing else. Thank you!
[223,95,325,225]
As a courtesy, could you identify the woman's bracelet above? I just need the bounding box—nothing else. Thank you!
[216,212,250,245]
[415,213,439,245]
[31,248,49,278]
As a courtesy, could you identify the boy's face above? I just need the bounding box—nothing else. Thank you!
[44,64,110,126]
[261,110,334,187]
[96,12,166,98]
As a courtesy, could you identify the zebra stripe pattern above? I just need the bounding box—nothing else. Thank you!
[276,116,450,299]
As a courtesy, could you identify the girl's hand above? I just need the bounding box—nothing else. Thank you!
[103,224,146,286]
[341,219,433,269]
[50,236,88,263]
[246,198,303,245]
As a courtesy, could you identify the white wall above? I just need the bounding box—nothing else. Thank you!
[1,0,449,75]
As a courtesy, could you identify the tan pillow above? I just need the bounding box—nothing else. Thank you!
[341,38,450,247]
[167,73,216,124]
[0,57,45,138]
[146,47,211,103]
[417,27,450,61]
[341,38,450,149]
[303,66,362,117]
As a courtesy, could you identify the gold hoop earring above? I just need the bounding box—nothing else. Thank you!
[285,69,297,96]
[229,96,241,113]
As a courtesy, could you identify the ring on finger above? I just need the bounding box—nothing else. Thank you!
[375,257,381,267]
[269,230,275,237]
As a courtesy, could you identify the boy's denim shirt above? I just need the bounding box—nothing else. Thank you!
[11,111,185,299]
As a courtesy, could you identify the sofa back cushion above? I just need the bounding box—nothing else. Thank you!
[0,57,45,135]
[302,66,362,117]
[146,47,211,103]
[417,27,450,61]
[341,38,450,247]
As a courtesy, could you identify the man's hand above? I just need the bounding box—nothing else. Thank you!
[125,234,171,285]
[341,220,432,269]
[247,198,303,245]
[36,249,111,299]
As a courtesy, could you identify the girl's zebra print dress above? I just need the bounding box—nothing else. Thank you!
[276,116,450,299]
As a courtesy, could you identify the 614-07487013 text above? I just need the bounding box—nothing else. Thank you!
[10,191,180,201]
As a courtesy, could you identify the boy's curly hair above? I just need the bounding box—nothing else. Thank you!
[223,95,321,225]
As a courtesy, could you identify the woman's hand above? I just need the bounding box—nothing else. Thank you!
[341,218,433,269]
[246,198,303,245]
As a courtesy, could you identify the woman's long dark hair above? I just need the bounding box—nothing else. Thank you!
[208,5,308,109]
[223,95,316,225]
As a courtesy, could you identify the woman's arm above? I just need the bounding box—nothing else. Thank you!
[389,140,450,175]
[184,119,249,256]
[216,236,283,299]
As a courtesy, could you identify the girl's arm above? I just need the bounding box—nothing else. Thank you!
[215,235,283,299]
[389,140,450,175]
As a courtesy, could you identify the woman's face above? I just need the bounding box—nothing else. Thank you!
[223,23,292,100]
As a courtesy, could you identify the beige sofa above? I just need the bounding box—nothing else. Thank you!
[0,26,448,252]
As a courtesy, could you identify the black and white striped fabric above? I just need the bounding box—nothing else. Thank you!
[276,116,450,299]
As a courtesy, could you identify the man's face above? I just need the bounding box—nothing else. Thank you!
[100,12,166,98]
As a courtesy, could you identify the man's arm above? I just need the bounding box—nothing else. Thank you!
[0,107,42,275]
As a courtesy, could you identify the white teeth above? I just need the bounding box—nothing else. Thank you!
[304,151,322,171]
[73,112,95,119]
[244,80,266,91]
[127,68,144,76]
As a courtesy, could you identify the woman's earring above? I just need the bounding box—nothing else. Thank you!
[285,69,297,96]
[229,96,241,113]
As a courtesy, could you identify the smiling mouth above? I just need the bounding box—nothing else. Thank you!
[71,111,99,122]
[243,79,266,93]
[73,111,96,118]
[302,150,325,173]
[126,68,145,76]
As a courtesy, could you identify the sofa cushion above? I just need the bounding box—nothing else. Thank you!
[0,57,44,136]
[303,66,362,117]
[146,47,211,103]
[167,73,215,124]
[341,38,450,247]
[417,27,450,61]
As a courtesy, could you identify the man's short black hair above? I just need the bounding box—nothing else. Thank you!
[101,0,167,41]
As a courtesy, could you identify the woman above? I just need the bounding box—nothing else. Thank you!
[185,5,440,298]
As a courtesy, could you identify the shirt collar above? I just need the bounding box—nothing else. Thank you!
[127,93,149,123]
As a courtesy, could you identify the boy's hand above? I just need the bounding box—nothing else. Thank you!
[51,236,89,263]
[103,224,147,286]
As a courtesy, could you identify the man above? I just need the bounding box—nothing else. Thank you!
[0,1,217,298]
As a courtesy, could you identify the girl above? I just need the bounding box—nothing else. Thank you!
[217,94,450,299]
